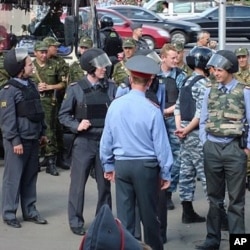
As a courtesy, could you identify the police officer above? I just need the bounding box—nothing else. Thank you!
[158,43,186,210]
[0,35,9,88]
[112,38,136,86]
[68,36,93,84]
[172,41,193,76]
[0,48,47,228]
[99,16,123,58]
[58,48,115,236]
[174,46,213,224]
[234,47,250,191]
[197,50,250,250]
[32,41,65,176]
[100,55,173,250]
[131,23,149,51]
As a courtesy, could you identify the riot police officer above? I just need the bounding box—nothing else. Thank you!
[58,48,116,236]
[0,48,47,228]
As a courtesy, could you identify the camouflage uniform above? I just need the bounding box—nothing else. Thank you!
[31,42,66,168]
[172,41,193,77]
[43,37,69,169]
[112,38,136,86]
[174,72,208,201]
[0,54,9,89]
[179,63,193,77]
[68,36,93,84]
[0,36,9,88]
[158,68,186,196]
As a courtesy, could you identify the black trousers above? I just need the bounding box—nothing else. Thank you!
[115,159,163,250]
[68,136,111,228]
[203,140,246,247]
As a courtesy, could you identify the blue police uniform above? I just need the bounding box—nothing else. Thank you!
[58,76,116,232]
[158,68,186,200]
[0,78,46,222]
[100,89,173,250]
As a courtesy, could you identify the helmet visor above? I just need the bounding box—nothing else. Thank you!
[146,51,162,65]
[206,53,233,71]
[15,48,28,63]
[90,53,112,68]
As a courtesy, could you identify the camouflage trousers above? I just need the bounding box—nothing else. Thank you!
[179,129,207,201]
[165,116,181,192]
[40,96,58,156]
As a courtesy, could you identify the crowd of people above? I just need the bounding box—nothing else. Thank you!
[0,26,250,250]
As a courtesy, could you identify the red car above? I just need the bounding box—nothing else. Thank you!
[79,8,171,50]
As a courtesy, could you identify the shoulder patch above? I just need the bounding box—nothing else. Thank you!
[0,101,7,108]
[70,82,77,86]
[4,85,9,89]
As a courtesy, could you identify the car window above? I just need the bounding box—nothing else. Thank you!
[99,11,124,25]
[233,7,250,18]
[173,3,192,14]
[131,9,156,20]
[194,2,213,13]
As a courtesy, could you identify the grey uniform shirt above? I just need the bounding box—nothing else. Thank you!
[58,76,116,136]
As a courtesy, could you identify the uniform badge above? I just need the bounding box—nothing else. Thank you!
[0,101,7,108]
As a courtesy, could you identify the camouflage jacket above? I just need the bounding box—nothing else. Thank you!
[206,83,245,137]
[112,60,129,86]
[0,54,9,89]
[234,66,250,86]
[32,59,66,86]
[68,60,86,84]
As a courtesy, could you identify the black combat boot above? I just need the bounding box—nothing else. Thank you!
[46,156,59,176]
[182,201,206,223]
[166,192,175,210]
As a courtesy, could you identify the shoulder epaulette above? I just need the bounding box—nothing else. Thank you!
[120,83,128,89]
[70,82,77,86]
[245,85,250,89]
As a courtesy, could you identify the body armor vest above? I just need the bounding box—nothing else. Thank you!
[8,79,44,123]
[179,75,205,121]
[206,82,245,137]
[75,78,111,128]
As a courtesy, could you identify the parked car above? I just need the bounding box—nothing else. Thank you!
[107,5,201,44]
[143,0,216,19]
[79,8,171,49]
[181,5,250,40]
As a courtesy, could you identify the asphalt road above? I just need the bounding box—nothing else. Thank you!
[0,161,250,250]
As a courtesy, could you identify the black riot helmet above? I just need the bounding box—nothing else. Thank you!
[80,48,112,74]
[206,50,238,73]
[186,46,213,75]
[100,16,114,29]
[4,48,29,77]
